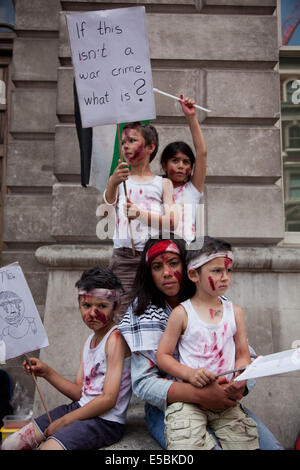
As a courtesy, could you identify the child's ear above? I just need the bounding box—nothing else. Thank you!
[147,141,156,155]
[188,268,200,283]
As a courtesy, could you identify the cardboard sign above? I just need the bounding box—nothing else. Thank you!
[0,263,49,361]
[66,6,156,127]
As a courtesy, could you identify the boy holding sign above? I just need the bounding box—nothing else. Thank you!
[103,121,178,320]
[1,266,131,451]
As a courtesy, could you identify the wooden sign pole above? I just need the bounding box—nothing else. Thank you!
[117,124,136,256]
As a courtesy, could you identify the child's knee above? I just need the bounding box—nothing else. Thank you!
[1,422,41,450]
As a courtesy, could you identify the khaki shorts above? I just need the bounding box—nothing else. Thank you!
[109,247,142,322]
[165,402,259,450]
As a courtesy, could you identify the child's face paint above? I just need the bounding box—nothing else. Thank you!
[163,152,192,187]
[151,253,183,299]
[79,295,115,330]
[198,258,232,296]
[121,128,149,166]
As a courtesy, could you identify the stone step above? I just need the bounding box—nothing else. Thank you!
[102,395,161,450]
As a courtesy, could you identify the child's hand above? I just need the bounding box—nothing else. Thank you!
[110,159,130,186]
[124,197,140,220]
[223,380,245,401]
[188,367,215,388]
[180,94,196,117]
[23,357,49,378]
[44,416,69,437]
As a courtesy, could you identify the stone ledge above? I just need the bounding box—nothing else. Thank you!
[35,244,300,272]
[35,244,113,268]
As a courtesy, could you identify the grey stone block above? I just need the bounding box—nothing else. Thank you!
[242,375,300,449]
[147,14,278,62]
[59,12,278,62]
[51,183,102,241]
[12,38,59,82]
[206,184,285,243]
[57,67,74,116]
[14,0,60,31]
[204,127,281,180]
[7,141,56,187]
[207,70,280,118]
[10,89,58,134]
[3,194,53,243]
[54,125,80,176]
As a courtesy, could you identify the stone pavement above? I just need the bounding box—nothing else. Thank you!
[102,395,161,450]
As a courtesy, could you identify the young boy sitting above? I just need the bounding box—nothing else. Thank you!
[157,237,259,450]
[1,265,131,451]
[102,122,178,320]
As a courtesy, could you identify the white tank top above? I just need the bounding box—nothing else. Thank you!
[173,181,203,244]
[79,326,131,424]
[179,298,237,381]
[113,175,163,251]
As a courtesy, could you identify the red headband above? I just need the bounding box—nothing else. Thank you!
[146,240,181,265]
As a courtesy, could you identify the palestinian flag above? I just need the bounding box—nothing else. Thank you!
[74,81,148,191]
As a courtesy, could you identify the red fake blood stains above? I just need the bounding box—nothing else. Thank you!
[208,276,215,291]
[94,309,108,324]
[209,309,214,319]
[174,270,182,285]
[224,255,232,269]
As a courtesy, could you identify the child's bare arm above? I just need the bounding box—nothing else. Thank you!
[180,94,207,194]
[44,330,130,437]
[102,159,130,205]
[157,306,214,388]
[233,305,251,370]
[23,345,84,402]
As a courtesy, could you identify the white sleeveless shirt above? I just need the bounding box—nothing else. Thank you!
[113,175,163,252]
[173,181,203,244]
[79,326,131,424]
[179,298,236,381]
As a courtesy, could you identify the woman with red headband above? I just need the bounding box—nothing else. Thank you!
[118,237,283,450]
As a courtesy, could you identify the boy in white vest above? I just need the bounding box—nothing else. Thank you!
[103,122,178,320]
[157,236,259,450]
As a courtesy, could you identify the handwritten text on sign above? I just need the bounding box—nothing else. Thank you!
[66,7,156,127]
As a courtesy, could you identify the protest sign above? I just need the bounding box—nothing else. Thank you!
[234,348,300,382]
[66,6,156,127]
[0,263,49,361]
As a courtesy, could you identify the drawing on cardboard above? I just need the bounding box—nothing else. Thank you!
[0,263,49,361]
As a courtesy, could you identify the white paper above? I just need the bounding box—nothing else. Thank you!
[66,6,156,127]
[0,263,49,360]
[234,348,300,382]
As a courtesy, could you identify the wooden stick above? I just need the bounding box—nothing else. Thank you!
[24,354,52,423]
[117,123,136,256]
[214,365,247,378]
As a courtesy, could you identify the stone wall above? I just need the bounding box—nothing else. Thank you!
[1,0,300,449]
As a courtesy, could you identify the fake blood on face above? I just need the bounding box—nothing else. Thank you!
[224,255,232,270]
[94,308,108,325]
[208,276,215,291]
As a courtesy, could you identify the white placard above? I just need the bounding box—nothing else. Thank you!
[234,348,300,382]
[66,6,156,127]
[0,263,49,360]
